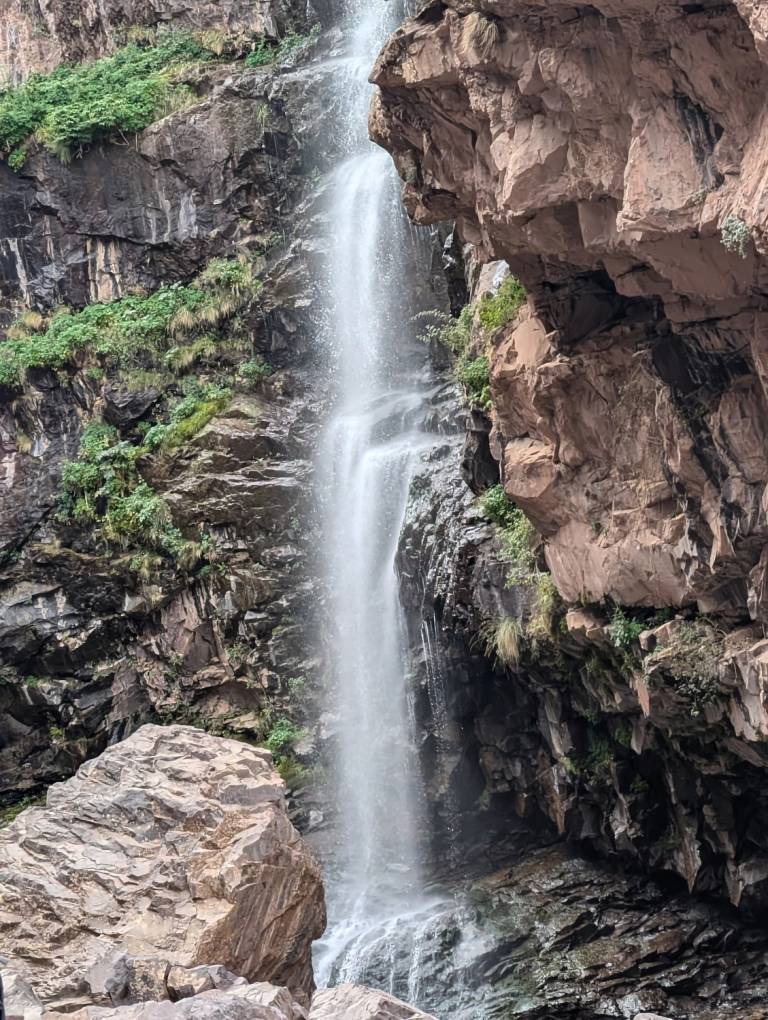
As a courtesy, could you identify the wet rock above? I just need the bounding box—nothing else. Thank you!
[0,725,325,1010]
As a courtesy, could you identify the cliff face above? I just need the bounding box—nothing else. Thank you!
[0,3,333,803]
[0,0,309,82]
[374,1,768,913]
[372,0,768,617]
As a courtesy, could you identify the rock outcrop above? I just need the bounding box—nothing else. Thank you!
[0,0,310,83]
[371,0,768,619]
[0,725,325,1010]
[0,26,338,806]
[375,0,768,913]
[309,986,437,1020]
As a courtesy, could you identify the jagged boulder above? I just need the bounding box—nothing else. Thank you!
[309,986,437,1020]
[0,725,325,1011]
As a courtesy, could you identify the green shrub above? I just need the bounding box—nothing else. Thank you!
[481,485,516,527]
[265,718,303,755]
[583,734,614,783]
[721,214,751,259]
[238,358,273,385]
[478,275,526,334]
[480,484,541,587]
[0,33,219,166]
[0,257,258,386]
[456,353,491,410]
[58,421,185,555]
[420,304,473,355]
[609,607,645,649]
[499,508,536,579]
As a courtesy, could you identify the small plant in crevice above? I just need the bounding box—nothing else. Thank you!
[643,619,726,718]
[609,607,646,649]
[245,29,317,68]
[456,352,491,411]
[0,793,45,827]
[479,485,563,655]
[238,357,274,385]
[263,717,309,786]
[583,732,614,784]
[477,275,526,335]
[720,213,751,259]
[481,617,522,668]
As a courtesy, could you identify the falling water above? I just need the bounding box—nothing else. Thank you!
[313,0,440,990]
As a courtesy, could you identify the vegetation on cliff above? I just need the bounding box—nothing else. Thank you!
[0,33,218,167]
[424,275,525,411]
[0,27,317,169]
[0,256,259,386]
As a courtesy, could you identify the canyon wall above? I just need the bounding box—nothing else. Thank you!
[374,0,768,915]
[0,2,333,806]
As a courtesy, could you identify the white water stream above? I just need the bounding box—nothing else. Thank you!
[312,0,444,992]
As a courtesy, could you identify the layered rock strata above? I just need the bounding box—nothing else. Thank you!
[0,725,325,1010]
[375,0,768,913]
[0,19,336,805]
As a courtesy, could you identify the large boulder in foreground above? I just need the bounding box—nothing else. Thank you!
[309,987,436,1020]
[0,725,325,1011]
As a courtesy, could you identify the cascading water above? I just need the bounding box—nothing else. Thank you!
[312,0,442,993]
[308,6,518,1015]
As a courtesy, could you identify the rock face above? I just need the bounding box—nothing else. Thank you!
[0,725,325,1010]
[371,0,768,619]
[374,0,768,914]
[0,0,310,83]
[423,845,768,1020]
[0,30,339,806]
[309,986,436,1020]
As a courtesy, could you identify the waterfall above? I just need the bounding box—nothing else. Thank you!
[312,0,440,991]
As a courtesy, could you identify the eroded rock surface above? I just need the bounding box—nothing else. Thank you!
[377,0,768,915]
[371,0,768,618]
[0,0,311,83]
[0,725,325,1010]
[0,35,340,806]
[309,985,436,1020]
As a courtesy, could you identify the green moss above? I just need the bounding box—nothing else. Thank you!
[477,276,526,334]
[0,257,258,386]
[0,33,219,166]
[143,383,231,449]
